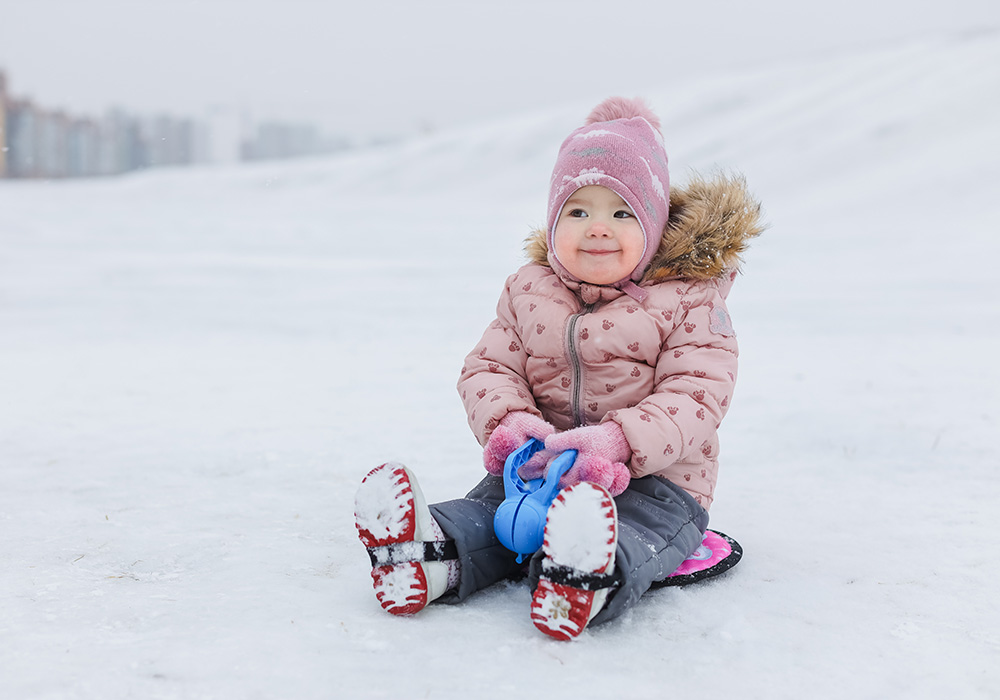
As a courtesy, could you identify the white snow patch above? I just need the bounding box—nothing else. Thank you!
[1,29,998,700]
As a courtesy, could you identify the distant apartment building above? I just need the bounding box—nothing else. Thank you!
[0,71,6,177]
[144,114,210,168]
[241,121,349,162]
[0,68,209,179]
[1,68,345,179]
[5,98,40,177]
[67,117,100,177]
[243,122,320,161]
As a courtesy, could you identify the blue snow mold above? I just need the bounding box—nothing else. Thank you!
[493,438,577,563]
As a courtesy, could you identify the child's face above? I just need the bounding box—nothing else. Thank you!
[553,186,645,286]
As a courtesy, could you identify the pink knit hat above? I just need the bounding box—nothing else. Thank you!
[547,97,670,287]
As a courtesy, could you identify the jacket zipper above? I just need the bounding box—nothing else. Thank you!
[566,303,595,427]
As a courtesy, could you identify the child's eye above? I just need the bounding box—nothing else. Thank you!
[568,208,588,218]
[614,210,633,219]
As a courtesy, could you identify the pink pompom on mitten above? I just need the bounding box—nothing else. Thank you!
[522,422,633,496]
[483,411,557,476]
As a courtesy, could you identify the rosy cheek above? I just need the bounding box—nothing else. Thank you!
[552,231,573,261]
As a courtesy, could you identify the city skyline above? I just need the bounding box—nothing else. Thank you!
[0,68,348,178]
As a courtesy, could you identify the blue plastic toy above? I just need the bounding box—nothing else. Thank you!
[491,438,745,584]
[493,438,577,563]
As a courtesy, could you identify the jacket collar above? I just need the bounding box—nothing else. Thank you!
[559,277,647,305]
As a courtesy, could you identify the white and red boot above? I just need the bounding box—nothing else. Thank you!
[354,463,457,615]
[530,482,619,640]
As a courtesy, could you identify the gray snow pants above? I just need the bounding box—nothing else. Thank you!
[428,473,709,627]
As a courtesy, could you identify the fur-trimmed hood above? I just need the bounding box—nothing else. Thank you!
[526,172,765,283]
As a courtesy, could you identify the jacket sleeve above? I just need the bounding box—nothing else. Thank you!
[606,279,739,477]
[457,275,539,445]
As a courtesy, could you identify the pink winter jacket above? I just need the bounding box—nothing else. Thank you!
[458,175,764,510]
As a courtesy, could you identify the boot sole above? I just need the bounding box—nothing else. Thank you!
[355,463,443,615]
[530,482,618,640]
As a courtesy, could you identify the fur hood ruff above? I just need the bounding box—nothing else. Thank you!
[526,173,765,283]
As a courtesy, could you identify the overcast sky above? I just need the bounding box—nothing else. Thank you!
[2,0,998,142]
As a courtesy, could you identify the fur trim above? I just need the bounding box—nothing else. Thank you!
[525,172,765,282]
[585,97,662,134]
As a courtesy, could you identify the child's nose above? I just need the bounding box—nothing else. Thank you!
[587,221,612,237]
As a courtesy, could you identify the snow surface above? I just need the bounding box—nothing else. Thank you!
[2,32,1000,700]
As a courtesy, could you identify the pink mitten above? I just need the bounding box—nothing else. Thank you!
[483,411,556,476]
[541,422,632,496]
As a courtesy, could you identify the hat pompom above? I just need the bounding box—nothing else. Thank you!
[584,96,661,133]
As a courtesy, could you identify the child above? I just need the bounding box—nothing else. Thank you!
[355,97,763,640]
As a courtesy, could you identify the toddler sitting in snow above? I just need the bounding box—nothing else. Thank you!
[355,97,763,640]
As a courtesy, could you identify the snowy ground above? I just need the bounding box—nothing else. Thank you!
[2,32,999,700]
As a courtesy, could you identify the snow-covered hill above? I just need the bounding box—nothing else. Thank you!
[1,31,998,699]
